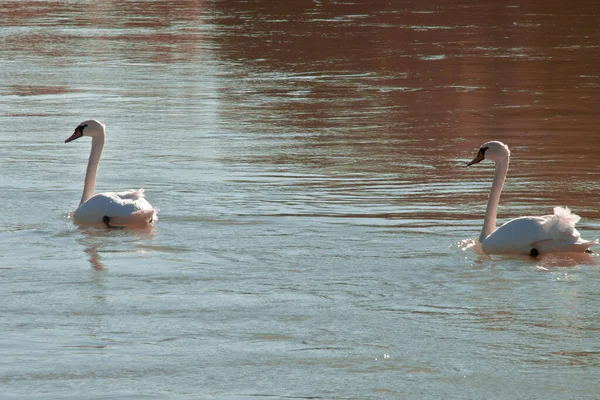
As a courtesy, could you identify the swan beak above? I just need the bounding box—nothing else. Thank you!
[467,151,485,166]
[65,130,83,143]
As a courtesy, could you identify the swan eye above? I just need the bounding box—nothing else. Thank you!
[77,124,88,133]
[480,146,489,157]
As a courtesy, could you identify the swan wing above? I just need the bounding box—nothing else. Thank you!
[481,216,549,254]
[541,206,580,241]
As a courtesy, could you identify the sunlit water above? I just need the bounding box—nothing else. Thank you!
[2,1,600,399]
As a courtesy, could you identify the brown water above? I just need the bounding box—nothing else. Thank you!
[2,1,600,399]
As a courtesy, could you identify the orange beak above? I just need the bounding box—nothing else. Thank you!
[467,150,485,166]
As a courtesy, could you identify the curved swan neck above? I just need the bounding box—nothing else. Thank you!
[480,158,509,242]
[80,135,104,205]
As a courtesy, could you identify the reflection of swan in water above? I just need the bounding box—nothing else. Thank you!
[467,141,598,256]
[76,226,157,270]
[84,244,104,271]
[65,120,157,229]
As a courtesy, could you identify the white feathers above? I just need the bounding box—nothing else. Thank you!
[72,190,158,227]
[552,206,581,225]
[66,120,157,228]
[543,207,580,241]
[469,142,597,255]
[113,188,146,201]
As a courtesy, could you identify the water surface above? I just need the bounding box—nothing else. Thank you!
[1,1,600,399]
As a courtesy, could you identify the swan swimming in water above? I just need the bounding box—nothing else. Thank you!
[65,120,157,228]
[467,141,597,256]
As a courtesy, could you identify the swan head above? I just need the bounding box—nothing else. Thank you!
[65,120,105,143]
[467,141,510,166]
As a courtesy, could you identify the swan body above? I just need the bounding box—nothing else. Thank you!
[467,141,597,255]
[72,189,156,227]
[65,120,157,228]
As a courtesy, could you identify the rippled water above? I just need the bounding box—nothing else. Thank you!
[2,1,600,399]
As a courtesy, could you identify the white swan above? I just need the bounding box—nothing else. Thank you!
[65,120,157,228]
[467,141,597,256]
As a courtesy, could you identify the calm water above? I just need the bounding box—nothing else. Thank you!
[2,1,600,399]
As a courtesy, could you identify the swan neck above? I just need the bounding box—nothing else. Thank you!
[80,135,104,205]
[480,158,509,242]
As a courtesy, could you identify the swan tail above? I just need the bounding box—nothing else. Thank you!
[107,208,157,227]
[532,238,598,254]
[569,238,598,252]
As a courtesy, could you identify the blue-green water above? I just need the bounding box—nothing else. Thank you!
[2,1,600,399]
